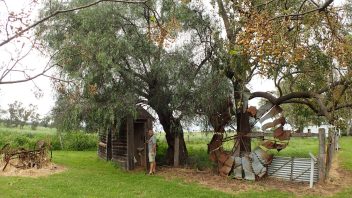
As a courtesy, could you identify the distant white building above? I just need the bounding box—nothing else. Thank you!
[303,124,340,136]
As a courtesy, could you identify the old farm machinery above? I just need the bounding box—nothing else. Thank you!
[208,103,295,180]
[0,140,51,171]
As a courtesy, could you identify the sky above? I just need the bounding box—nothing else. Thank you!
[0,0,347,117]
[0,0,54,116]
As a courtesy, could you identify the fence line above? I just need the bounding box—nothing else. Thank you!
[268,156,319,183]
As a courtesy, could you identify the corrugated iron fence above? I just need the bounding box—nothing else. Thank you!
[268,156,318,182]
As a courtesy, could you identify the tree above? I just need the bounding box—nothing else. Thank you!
[196,0,352,153]
[38,0,214,164]
[0,0,146,85]
[40,115,52,128]
[30,112,40,130]
[7,101,23,127]
[283,104,325,132]
[5,101,39,129]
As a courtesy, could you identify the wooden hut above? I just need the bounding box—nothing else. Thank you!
[98,107,154,170]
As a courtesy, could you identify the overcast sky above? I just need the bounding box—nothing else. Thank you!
[0,0,346,117]
[0,0,53,116]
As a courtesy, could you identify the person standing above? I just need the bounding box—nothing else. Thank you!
[148,130,157,175]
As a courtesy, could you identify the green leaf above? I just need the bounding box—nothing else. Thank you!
[150,16,156,23]
[229,49,238,55]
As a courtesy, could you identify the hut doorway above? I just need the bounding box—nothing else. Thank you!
[133,122,147,167]
[98,107,154,171]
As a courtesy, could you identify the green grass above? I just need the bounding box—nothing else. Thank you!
[266,137,319,158]
[0,125,57,135]
[0,151,293,198]
[329,137,352,198]
[156,132,320,169]
[338,137,352,171]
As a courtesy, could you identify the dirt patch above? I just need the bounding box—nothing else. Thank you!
[158,167,265,195]
[257,157,352,197]
[0,161,66,178]
[157,158,352,197]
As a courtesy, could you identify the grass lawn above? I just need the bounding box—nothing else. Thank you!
[329,137,352,198]
[0,151,292,198]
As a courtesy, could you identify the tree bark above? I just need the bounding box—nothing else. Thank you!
[236,111,251,153]
[174,134,180,167]
[157,110,188,165]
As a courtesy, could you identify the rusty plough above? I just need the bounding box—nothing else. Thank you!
[0,140,51,171]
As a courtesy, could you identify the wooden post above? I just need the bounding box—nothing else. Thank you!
[174,134,180,167]
[326,129,334,177]
[318,128,326,182]
[335,131,340,151]
[145,121,151,174]
[290,157,294,181]
[331,129,336,153]
[309,152,317,188]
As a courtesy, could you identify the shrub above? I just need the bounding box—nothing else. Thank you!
[13,136,30,148]
[0,126,97,151]
[64,132,97,151]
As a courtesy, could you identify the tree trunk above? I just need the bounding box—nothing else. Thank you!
[164,123,188,165]
[157,111,188,165]
[236,111,251,153]
[174,134,180,167]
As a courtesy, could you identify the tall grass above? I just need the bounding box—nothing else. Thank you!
[0,125,97,151]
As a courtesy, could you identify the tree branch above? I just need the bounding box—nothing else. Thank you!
[250,91,314,105]
[317,78,352,94]
[333,103,352,111]
[269,0,334,21]
[281,98,319,114]
[0,64,55,84]
[0,0,147,47]
[216,0,234,41]
[256,0,277,8]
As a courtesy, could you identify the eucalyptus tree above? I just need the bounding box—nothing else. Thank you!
[193,0,352,152]
[38,0,214,164]
[5,101,38,128]
[0,0,146,86]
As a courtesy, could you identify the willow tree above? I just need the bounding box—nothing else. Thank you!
[38,0,214,164]
[197,0,352,152]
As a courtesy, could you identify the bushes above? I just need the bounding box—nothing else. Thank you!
[0,126,97,151]
[49,132,97,151]
[0,131,40,149]
[63,132,97,151]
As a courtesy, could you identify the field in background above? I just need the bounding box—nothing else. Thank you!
[0,124,97,151]
[0,125,320,169]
